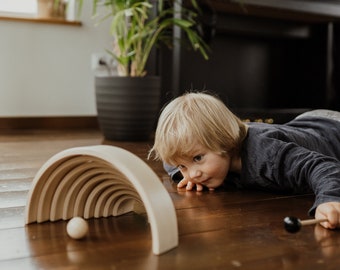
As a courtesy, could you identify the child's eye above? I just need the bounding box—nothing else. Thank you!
[193,155,203,162]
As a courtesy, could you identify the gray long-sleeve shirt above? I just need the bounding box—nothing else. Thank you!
[240,117,340,215]
[164,116,340,216]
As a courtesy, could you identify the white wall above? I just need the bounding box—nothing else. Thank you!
[0,2,112,116]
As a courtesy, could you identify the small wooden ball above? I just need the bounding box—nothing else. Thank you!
[67,217,89,239]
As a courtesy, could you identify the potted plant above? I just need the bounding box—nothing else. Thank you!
[59,0,209,141]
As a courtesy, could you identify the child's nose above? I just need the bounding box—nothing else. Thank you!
[189,167,202,180]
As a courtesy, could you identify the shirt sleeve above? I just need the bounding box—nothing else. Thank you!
[273,142,340,216]
[163,163,183,181]
[240,133,340,217]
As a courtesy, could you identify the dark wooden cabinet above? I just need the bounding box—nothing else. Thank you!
[159,0,340,122]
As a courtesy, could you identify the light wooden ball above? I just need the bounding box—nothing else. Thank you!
[66,217,89,240]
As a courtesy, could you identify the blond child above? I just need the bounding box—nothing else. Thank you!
[149,92,340,229]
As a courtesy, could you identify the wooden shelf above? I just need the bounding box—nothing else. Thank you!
[0,14,81,26]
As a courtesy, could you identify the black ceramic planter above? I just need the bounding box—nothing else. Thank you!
[95,76,161,141]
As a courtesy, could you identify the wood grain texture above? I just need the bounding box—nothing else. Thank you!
[0,129,340,269]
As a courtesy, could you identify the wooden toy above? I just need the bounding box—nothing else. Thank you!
[284,216,328,233]
[25,145,178,255]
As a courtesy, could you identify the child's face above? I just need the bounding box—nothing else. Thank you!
[174,144,230,190]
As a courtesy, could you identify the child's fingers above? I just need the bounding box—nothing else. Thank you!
[186,181,195,190]
[196,183,204,192]
[325,211,340,229]
[316,202,340,229]
[177,178,188,188]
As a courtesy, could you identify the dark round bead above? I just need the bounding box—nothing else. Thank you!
[284,216,301,233]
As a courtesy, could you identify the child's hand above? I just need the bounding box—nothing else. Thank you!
[177,178,204,192]
[315,202,340,229]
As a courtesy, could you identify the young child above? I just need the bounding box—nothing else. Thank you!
[148,92,340,230]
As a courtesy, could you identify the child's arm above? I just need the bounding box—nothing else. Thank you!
[244,136,340,230]
[315,202,340,229]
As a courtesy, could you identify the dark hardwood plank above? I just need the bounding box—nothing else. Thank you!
[0,129,339,269]
[0,116,95,129]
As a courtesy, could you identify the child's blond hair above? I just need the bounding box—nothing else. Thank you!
[149,92,248,165]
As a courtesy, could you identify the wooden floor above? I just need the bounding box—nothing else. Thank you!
[1,129,340,270]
